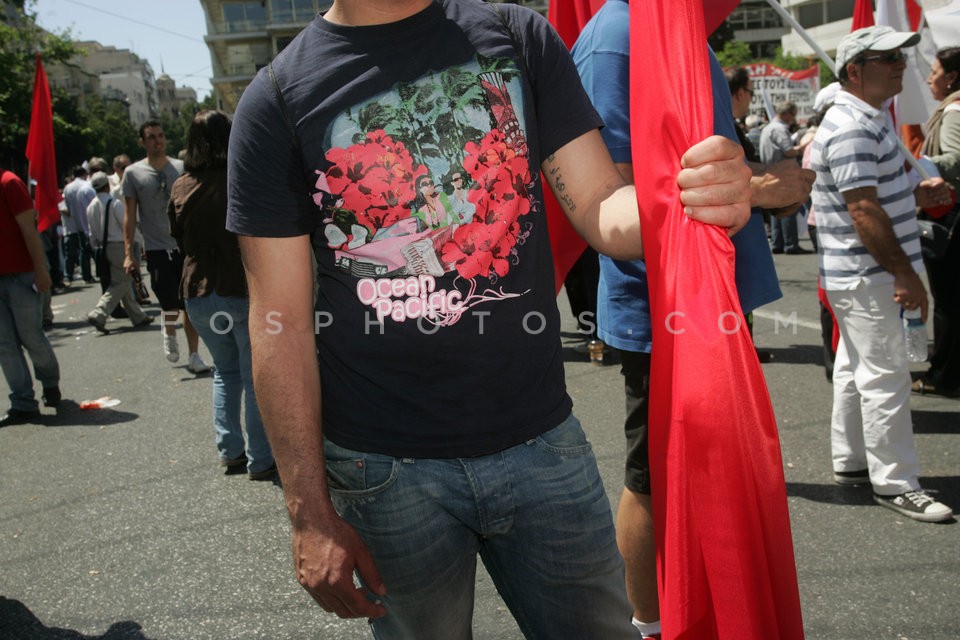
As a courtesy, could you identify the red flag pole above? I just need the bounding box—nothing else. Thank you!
[25,52,61,232]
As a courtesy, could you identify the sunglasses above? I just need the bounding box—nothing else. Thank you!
[859,51,907,65]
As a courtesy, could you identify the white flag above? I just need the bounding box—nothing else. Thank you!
[877,0,938,124]
[917,0,960,48]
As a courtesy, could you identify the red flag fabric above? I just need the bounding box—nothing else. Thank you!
[25,53,61,232]
[852,0,876,30]
[629,1,804,638]
[905,0,922,29]
[547,0,605,49]
[703,0,741,36]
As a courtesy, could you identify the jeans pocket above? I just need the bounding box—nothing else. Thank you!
[324,440,399,499]
[532,415,593,458]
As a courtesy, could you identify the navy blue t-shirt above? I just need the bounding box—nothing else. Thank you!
[227,0,602,458]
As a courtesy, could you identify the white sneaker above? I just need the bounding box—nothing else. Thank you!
[187,352,212,374]
[163,333,180,363]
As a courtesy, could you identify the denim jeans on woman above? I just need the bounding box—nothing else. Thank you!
[324,413,638,639]
[0,273,60,412]
[184,293,273,473]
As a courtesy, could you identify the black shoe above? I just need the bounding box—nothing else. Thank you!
[87,315,109,334]
[771,248,784,254]
[110,307,129,319]
[834,469,869,485]
[784,247,813,255]
[42,387,61,407]
[0,408,41,427]
[132,316,155,328]
[220,453,248,469]
[248,464,278,481]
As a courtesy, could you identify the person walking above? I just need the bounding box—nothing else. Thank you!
[169,110,275,481]
[122,119,211,374]
[84,172,153,333]
[0,167,61,426]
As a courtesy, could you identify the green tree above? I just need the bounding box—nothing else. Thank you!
[0,0,81,175]
[716,40,753,69]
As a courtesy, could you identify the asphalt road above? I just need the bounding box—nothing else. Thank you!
[1,240,957,640]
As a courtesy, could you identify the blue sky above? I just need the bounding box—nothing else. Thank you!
[34,0,213,100]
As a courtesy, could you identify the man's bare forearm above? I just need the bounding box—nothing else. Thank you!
[123,196,138,259]
[849,199,914,277]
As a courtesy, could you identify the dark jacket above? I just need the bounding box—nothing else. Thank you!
[168,168,247,299]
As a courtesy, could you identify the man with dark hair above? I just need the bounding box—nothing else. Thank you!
[122,120,210,373]
[1,166,61,426]
[812,26,953,522]
[62,165,96,283]
[760,101,811,254]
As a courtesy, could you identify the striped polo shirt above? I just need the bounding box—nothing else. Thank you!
[810,90,923,291]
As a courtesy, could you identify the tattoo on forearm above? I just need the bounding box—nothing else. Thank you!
[545,154,576,212]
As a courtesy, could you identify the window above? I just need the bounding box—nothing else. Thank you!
[797,2,824,29]
[827,0,858,23]
[223,1,267,32]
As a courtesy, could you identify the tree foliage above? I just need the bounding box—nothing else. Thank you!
[716,40,753,69]
[0,0,80,175]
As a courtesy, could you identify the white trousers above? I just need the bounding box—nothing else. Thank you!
[827,282,920,495]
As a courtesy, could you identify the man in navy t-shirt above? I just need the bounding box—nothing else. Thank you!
[227,0,753,635]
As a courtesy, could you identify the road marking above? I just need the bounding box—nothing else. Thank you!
[753,309,821,332]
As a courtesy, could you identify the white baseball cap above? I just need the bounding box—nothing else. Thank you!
[835,26,920,71]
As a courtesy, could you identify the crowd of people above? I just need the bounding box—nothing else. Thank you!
[1,114,276,482]
[1,1,958,637]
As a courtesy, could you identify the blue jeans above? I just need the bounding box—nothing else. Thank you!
[324,414,638,639]
[63,232,93,282]
[0,273,60,411]
[770,211,799,252]
[185,294,273,473]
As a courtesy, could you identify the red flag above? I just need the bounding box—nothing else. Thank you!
[25,52,61,232]
[703,0,741,36]
[905,0,922,29]
[629,1,804,638]
[852,0,876,30]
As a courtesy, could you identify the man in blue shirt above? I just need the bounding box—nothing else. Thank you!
[573,2,813,636]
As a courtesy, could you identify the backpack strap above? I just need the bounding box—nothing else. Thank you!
[268,62,308,181]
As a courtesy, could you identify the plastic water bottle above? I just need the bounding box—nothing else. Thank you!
[902,308,928,363]
[80,397,122,410]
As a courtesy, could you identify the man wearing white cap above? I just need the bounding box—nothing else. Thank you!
[811,26,954,522]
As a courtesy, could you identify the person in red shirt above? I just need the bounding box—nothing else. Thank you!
[0,167,61,426]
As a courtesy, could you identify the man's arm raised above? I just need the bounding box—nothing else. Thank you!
[238,233,386,619]
[542,130,752,260]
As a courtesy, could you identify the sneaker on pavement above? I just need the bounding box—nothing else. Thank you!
[874,490,953,523]
[834,469,870,485]
[187,352,212,374]
[163,333,180,363]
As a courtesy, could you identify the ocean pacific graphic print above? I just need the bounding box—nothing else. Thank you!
[311,55,536,327]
